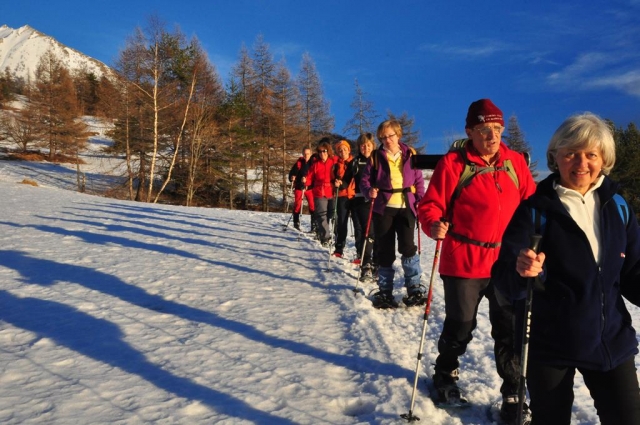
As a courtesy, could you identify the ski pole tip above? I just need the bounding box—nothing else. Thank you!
[400,412,420,422]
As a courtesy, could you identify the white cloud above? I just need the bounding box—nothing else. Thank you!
[588,70,640,97]
[546,52,640,98]
[418,40,514,59]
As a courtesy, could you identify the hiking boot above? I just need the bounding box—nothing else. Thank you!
[353,258,361,265]
[359,264,374,282]
[433,368,463,403]
[293,222,301,230]
[332,251,343,258]
[403,285,428,307]
[371,290,398,309]
[500,395,531,425]
[321,238,331,247]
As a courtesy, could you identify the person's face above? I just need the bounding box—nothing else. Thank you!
[379,128,400,152]
[555,146,603,195]
[303,149,312,161]
[336,145,350,160]
[359,141,374,158]
[466,123,504,158]
[317,147,329,161]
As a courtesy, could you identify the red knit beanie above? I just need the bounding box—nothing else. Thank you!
[465,99,504,128]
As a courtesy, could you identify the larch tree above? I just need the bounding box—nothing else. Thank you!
[217,77,253,209]
[296,52,334,149]
[31,49,87,162]
[251,35,278,211]
[343,78,378,139]
[272,58,303,208]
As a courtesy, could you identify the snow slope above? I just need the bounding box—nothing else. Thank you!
[0,154,634,424]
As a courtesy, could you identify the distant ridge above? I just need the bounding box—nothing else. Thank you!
[0,24,114,80]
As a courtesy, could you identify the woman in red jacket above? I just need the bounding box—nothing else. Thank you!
[304,138,338,246]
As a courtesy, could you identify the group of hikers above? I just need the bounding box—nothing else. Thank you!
[287,98,640,425]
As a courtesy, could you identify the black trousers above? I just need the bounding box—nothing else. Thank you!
[373,207,417,268]
[527,356,640,425]
[334,196,351,253]
[350,197,375,265]
[436,277,520,395]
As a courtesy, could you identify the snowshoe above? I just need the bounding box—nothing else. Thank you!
[430,368,470,409]
[370,290,398,309]
[431,382,469,409]
[359,265,375,283]
[487,397,532,425]
[331,251,343,258]
[403,285,428,307]
[352,258,361,265]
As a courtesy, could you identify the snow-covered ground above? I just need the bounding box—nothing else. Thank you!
[0,131,634,424]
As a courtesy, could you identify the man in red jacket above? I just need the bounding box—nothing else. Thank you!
[418,99,536,423]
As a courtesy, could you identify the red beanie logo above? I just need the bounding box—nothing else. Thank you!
[466,99,504,128]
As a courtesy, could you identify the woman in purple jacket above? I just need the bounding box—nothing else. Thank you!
[493,113,640,425]
[361,119,426,309]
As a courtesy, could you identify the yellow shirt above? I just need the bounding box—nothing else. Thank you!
[386,151,404,208]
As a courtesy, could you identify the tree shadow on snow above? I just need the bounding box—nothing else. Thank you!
[0,289,296,424]
[0,221,339,292]
[0,250,412,385]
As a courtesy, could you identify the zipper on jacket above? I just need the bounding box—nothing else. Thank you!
[599,268,614,369]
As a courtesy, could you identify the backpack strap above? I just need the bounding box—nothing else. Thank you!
[613,193,630,227]
[531,193,629,236]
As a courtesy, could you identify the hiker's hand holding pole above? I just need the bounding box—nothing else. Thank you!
[369,187,378,199]
[516,249,545,278]
[430,220,449,240]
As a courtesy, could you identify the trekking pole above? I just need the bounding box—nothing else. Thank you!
[353,199,375,296]
[417,216,422,255]
[401,236,443,422]
[282,211,295,231]
[284,181,294,214]
[516,234,543,425]
[327,186,340,271]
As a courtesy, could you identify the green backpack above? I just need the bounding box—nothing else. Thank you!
[446,139,525,248]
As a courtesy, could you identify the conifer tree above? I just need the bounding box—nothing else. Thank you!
[504,114,538,179]
[272,59,303,208]
[343,78,378,139]
[610,121,640,216]
[297,53,334,148]
[30,49,87,162]
[230,44,260,209]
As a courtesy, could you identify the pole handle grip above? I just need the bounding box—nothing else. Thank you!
[530,234,542,254]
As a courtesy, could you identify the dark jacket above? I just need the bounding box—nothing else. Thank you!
[288,157,310,191]
[360,143,425,217]
[492,174,640,371]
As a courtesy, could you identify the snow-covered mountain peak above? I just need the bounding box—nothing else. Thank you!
[0,24,114,81]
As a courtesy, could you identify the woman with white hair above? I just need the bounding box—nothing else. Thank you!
[493,112,640,424]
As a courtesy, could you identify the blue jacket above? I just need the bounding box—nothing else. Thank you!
[492,174,640,371]
[360,142,425,217]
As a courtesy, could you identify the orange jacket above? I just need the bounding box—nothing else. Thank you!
[333,155,355,198]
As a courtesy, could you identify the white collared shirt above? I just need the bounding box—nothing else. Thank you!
[553,175,605,265]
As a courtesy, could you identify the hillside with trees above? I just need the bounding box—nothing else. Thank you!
[2,18,639,215]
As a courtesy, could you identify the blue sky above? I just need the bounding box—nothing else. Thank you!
[3,0,640,169]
